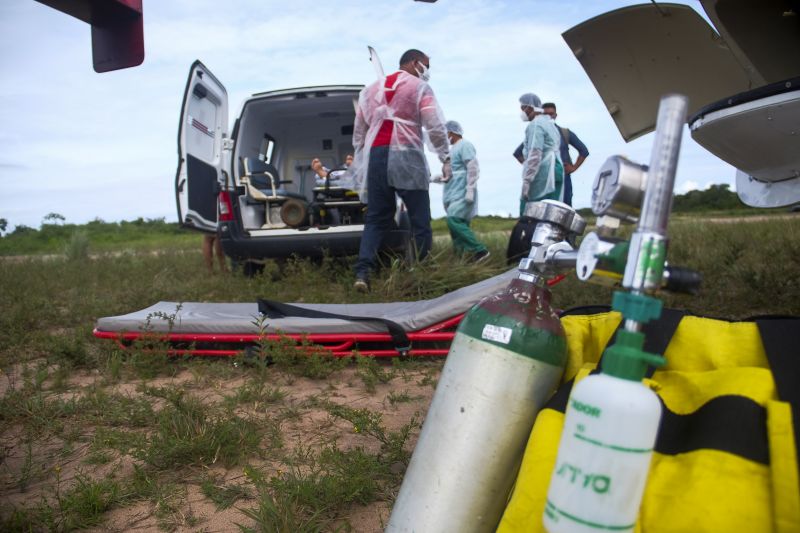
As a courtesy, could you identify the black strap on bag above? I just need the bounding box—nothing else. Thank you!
[257,299,412,356]
[547,307,683,412]
[558,306,686,378]
[606,308,686,379]
[756,317,800,471]
[559,304,612,317]
[547,307,685,412]
[655,315,799,468]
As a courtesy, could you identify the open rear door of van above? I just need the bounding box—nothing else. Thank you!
[176,61,228,232]
[562,3,755,142]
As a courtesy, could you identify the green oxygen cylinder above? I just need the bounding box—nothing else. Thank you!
[387,201,582,533]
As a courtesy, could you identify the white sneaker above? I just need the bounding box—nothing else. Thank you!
[473,250,491,264]
[353,277,370,293]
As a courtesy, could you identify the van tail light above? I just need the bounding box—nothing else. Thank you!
[218,191,234,222]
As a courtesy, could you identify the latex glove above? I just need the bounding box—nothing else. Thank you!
[442,160,453,182]
[465,188,475,203]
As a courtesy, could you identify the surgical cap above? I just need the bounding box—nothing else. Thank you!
[519,93,543,109]
[445,120,464,136]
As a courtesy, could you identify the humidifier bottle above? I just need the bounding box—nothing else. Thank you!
[543,317,665,533]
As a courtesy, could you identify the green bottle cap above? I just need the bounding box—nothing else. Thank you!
[612,291,662,324]
[602,330,665,381]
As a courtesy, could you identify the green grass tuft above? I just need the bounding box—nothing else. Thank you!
[134,387,262,468]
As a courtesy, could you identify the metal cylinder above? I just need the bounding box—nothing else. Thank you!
[386,278,567,532]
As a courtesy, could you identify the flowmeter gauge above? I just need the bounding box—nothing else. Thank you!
[592,155,648,222]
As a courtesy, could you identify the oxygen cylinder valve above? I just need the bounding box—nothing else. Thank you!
[517,200,586,283]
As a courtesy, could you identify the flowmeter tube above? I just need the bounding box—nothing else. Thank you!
[622,94,688,294]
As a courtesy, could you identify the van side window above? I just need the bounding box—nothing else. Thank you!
[259,134,276,164]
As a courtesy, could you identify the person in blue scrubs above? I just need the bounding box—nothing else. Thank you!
[433,121,490,262]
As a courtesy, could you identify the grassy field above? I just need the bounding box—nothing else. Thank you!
[0,218,199,257]
[1,213,799,531]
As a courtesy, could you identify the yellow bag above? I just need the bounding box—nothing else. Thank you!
[498,308,800,533]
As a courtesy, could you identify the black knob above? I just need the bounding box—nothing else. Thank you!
[663,266,702,295]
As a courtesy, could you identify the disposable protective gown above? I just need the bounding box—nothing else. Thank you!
[521,115,564,213]
[443,139,479,220]
[350,71,449,203]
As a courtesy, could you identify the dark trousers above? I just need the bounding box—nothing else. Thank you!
[354,146,432,278]
[563,173,573,206]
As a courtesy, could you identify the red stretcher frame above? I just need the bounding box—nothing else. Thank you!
[92,275,566,358]
[92,313,463,358]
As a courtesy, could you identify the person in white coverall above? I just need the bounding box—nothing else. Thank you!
[350,48,451,292]
[518,92,564,216]
[432,120,489,262]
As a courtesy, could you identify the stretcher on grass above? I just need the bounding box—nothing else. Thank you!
[93,269,562,358]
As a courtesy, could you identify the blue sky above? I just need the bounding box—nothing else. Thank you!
[0,0,733,229]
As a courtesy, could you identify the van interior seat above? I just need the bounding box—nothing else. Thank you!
[241,157,305,203]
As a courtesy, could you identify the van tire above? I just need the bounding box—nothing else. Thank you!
[242,261,265,278]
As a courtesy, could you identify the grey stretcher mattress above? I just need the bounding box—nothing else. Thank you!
[95,269,517,335]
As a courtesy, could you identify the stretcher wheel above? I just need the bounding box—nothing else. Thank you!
[280,199,308,227]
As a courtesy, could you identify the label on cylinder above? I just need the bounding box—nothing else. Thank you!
[481,324,513,344]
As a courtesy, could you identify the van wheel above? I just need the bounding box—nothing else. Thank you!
[242,261,265,278]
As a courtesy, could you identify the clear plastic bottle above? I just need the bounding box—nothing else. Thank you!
[543,331,663,533]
